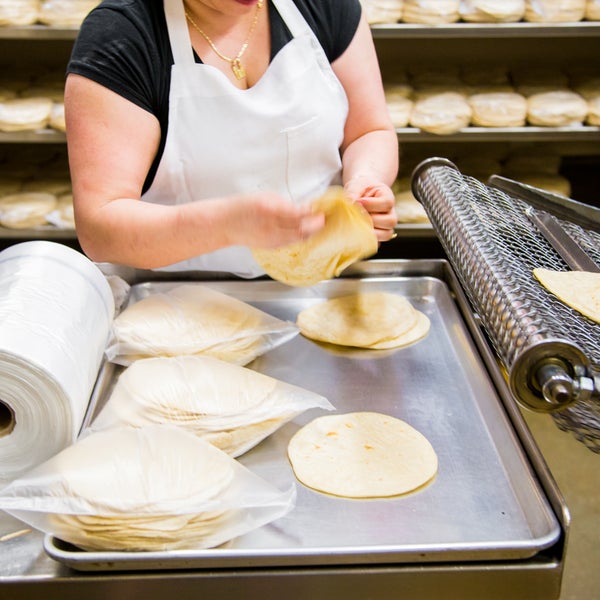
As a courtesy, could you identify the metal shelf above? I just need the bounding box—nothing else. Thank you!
[396,126,600,143]
[0,130,66,143]
[0,227,75,240]
[1,21,599,41]
[371,21,600,39]
[0,24,78,40]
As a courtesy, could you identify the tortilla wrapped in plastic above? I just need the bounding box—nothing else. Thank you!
[105,284,298,366]
[0,426,295,552]
[88,355,334,457]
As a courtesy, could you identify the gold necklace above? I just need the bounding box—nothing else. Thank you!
[185,0,264,80]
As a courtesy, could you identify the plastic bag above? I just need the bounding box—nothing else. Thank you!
[87,355,334,457]
[0,425,295,552]
[105,283,299,366]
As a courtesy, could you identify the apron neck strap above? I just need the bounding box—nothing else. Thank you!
[164,0,196,66]
[164,0,315,67]
[270,0,313,39]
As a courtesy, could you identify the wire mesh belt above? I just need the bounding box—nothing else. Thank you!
[411,157,600,452]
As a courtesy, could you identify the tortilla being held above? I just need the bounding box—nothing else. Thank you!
[252,186,378,287]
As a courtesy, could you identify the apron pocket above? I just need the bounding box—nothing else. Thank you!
[283,115,342,203]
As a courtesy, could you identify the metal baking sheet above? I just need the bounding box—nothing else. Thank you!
[44,271,560,571]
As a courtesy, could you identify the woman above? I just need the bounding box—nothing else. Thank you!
[65,0,398,276]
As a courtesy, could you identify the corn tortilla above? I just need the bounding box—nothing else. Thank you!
[252,186,378,287]
[287,412,438,498]
[533,268,600,324]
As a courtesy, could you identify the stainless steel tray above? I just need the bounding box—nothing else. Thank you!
[44,268,561,572]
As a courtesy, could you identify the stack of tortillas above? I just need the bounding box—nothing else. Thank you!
[37,0,100,26]
[297,291,430,350]
[0,97,53,132]
[106,284,298,366]
[524,0,586,21]
[287,412,438,498]
[533,268,600,324]
[459,0,525,21]
[468,92,528,127]
[402,0,460,22]
[393,178,430,224]
[90,355,332,457]
[252,186,378,287]
[0,192,57,229]
[0,0,39,25]
[409,92,472,135]
[0,426,294,551]
[526,90,588,126]
[360,0,404,23]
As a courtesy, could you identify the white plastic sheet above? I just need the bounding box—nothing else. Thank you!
[0,241,114,485]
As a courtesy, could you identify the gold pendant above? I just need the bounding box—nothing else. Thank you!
[231,58,246,80]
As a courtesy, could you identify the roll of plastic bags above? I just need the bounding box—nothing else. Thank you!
[0,241,114,485]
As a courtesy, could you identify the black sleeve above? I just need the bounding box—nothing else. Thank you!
[67,0,168,117]
[294,0,362,62]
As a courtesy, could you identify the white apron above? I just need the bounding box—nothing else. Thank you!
[143,0,349,276]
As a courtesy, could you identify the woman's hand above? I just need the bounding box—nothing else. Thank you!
[227,192,326,250]
[344,177,397,242]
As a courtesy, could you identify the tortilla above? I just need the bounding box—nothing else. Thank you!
[287,412,438,498]
[252,186,378,287]
[533,268,600,324]
[91,355,330,457]
[297,291,430,349]
[108,284,297,366]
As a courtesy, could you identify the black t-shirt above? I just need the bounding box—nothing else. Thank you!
[67,0,362,191]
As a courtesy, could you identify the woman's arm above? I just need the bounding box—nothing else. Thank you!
[65,75,323,268]
[332,13,399,241]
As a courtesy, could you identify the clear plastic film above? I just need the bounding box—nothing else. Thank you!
[105,283,299,366]
[0,425,296,552]
[0,241,114,485]
[86,355,335,457]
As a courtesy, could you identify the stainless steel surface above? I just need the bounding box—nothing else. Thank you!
[0,260,568,598]
[411,158,600,450]
[394,126,600,143]
[525,209,600,273]
[370,21,600,39]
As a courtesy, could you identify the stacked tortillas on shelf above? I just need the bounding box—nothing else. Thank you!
[393,177,430,224]
[586,0,600,19]
[0,426,295,552]
[297,291,430,350]
[360,0,404,23]
[106,283,299,366]
[0,0,40,25]
[288,412,438,498]
[459,0,525,21]
[252,186,378,287]
[0,191,57,229]
[468,91,528,127]
[526,90,589,126]
[37,0,100,26]
[409,91,472,134]
[0,97,53,132]
[89,355,333,458]
[524,0,586,22]
[402,0,460,22]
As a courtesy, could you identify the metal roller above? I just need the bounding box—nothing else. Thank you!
[411,157,600,451]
